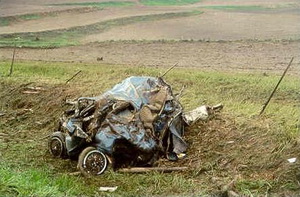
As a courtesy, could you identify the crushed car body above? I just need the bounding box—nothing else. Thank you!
[49,76,215,175]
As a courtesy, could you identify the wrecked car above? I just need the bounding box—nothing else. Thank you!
[48,76,217,176]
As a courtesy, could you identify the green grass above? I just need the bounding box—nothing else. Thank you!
[0,13,47,27]
[0,162,196,196]
[140,0,201,6]
[0,33,80,48]
[0,61,299,196]
[203,5,270,11]
[50,1,136,8]
[19,14,41,20]
[0,18,10,27]
[236,179,273,196]
[0,165,90,196]
[0,10,203,48]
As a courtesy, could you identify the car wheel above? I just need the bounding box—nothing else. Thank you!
[48,131,67,158]
[78,146,108,176]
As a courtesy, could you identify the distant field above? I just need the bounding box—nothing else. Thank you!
[140,0,201,6]
[0,10,203,48]
[0,14,42,27]
[203,5,268,11]
[85,11,300,42]
[0,0,299,45]
[49,1,136,8]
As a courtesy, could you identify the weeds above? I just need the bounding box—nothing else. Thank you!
[0,164,92,196]
[236,179,273,196]
[0,61,299,196]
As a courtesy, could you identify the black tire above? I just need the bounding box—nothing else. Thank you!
[48,131,67,158]
[78,146,108,176]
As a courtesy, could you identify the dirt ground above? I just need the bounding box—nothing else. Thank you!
[0,0,139,16]
[1,0,299,40]
[1,41,299,75]
[0,7,188,34]
[0,0,295,16]
[82,9,300,42]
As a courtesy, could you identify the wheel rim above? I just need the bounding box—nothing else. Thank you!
[83,150,107,175]
[50,137,63,157]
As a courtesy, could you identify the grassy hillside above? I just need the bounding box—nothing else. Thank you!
[0,61,299,196]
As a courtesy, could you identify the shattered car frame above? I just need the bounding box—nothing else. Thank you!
[49,76,207,176]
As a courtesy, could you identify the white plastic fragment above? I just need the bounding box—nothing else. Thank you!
[226,141,235,144]
[287,158,297,163]
[99,186,118,192]
[177,153,187,159]
[184,105,209,125]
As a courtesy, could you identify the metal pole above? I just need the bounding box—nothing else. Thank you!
[160,63,178,78]
[65,70,82,84]
[259,57,294,115]
[8,43,17,76]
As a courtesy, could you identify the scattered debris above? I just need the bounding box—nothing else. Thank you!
[35,121,43,125]
[48,76,222,176]
[22,90,40,94]
[65,70,82,84]
[99,186,118,192]
[184,104,223,125]
[39,134,50,140]
[22,86,45,94]
[226,141,235,144]
[212,103,223,111]
[287,157,297,163]
[184,105,210,125]
[26,86,45,91]
[97,57,103,61]
[23,108,33,113]
[0,112,6,117]
[68,171,81,176]
[118,167,188,173]
[227,190,239,197]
